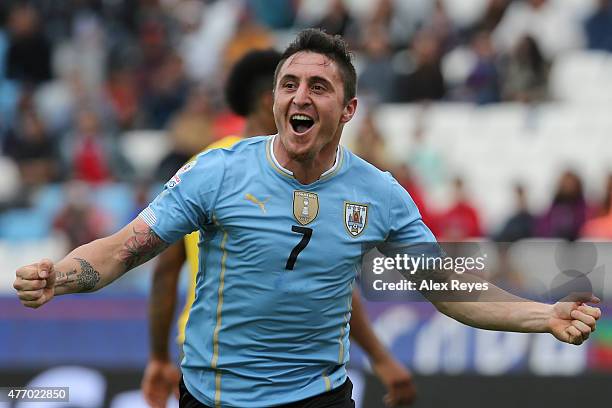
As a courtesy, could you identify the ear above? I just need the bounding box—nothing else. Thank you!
[340,97,357,124]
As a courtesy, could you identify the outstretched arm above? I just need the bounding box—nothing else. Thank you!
[350,288,416,407]
[427,274,601,345]
[14,217,170,307]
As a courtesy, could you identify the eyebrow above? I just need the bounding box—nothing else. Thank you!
[309,76,333,88]
[279,74,334,89]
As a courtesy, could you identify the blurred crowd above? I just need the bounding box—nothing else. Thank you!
[353,107,612,242]
[0,0,611,247]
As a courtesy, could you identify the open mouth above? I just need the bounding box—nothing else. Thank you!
[290,114,315,134]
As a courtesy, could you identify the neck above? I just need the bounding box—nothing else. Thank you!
[242,115,271,138]
[273,135,339,185]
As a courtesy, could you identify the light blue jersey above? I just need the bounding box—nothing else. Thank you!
[140,135,435,407]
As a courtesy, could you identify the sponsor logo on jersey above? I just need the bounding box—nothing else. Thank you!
[245,193,268,214]
[177,160,196,175]
[166,174,181,189]
[293,191,319,225]
[166,159,197,189]
[344,202,368,237]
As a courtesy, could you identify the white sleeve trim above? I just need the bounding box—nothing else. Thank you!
[139,207,157,227]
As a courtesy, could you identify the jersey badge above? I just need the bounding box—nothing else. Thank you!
[293,191,319,225]
[344,202,368,237]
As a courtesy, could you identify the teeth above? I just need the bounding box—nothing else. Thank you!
[291,114,312,121]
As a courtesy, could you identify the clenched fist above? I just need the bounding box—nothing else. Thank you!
[14,259,56,308]
[549,296,601,345]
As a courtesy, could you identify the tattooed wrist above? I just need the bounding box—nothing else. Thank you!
[55,258,101,293]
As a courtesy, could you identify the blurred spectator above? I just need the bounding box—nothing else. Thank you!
[584,0,612,52]
[352,110,390,171]
[500,35,549,103]
[371,0,430,50]
[357,24,394,103]
[406,119,446,190]
[594,174,612,217]
[3,107,60,187]
[313,0,358,43]
[180,0,241,83]
[52,10,108,94]
[393,164,435,232]
[495,184,535,242]
[34,66,114,137]
[390,30,446,103]
[465,31,501,104]
[425,0,456,52]
[5,3,52,85]
[106,66,141,130]
[471,0,511,33]
[136,13,176,105]
[142,53,190,129]
[155,88,214,182]
[62,109,132,184]
[435,177,483,240]
[129,180,153,222]
[536,170,587,241]
[581,174,612,239]
[223,7,274,74]
[53,181,111,250]
[492,0,586,60]
[247,0,297,29]
[138,13,172,71]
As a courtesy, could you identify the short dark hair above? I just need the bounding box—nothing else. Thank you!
[274,29,357,103]
[225,49,282,116]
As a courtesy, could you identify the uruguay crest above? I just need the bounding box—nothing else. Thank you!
[293,191,319,225]
[344,202,368,237]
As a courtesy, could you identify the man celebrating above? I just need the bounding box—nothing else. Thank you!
[141,49,415,407]
[15,30,600,407]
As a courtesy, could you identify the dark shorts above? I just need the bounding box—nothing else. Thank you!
[179,377,355,408]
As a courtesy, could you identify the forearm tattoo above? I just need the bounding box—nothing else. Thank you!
[55,258,101,292]
[118,226,169,271]
[74,257,101,291]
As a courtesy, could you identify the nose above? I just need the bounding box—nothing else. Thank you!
[292,83,311,108]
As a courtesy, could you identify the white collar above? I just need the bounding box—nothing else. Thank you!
[270,134,340,178]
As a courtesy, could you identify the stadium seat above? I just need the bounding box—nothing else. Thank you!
[119,130,171,179]
[441,46,476,86]
[0,157,21,204]
[441,0,489,28]
[92,183,137,231]
[0,234,68,293]
[31,184,65,219]
[0,209,51,241]
[550,51,612,104]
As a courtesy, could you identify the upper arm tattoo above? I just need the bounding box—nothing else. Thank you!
[118,225,169,271]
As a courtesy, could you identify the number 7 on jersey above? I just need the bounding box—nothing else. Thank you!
[285,226,313,270]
